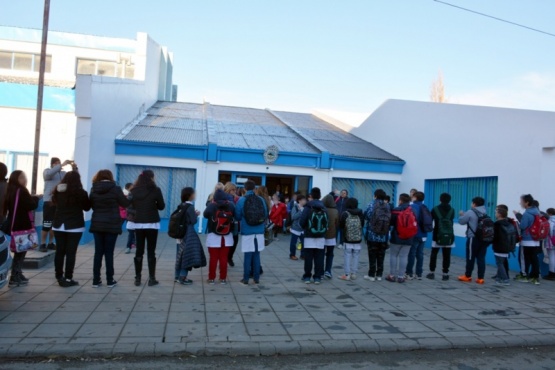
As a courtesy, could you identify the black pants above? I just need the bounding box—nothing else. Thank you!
[135,229,159,261]
[523,246,541,279]
[54,231,82,280]
[367,241,388,277]
[11,251,26,276]
[228,234,239,262]
[303,248,325,279]
[429,247,452,274]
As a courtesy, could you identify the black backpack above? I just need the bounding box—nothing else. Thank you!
[305,206,329,238]
[369,201,391,235]
[168,203,191,239]
[419,204,434,233]
[498,221,517,253]
[470,210,494,244]
[243,194,266,226]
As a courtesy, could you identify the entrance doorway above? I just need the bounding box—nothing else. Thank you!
[218,171,312,199]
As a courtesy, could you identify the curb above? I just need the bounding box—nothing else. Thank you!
[2,336,555,359]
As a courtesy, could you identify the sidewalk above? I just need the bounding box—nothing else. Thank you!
[1,234,555,358]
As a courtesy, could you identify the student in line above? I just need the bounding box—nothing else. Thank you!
[223,182,240,267]
[52,171,91,287]
[89,169,129,288]
[364,189,391,281]
[492,207,517,286]
[338,198,364,281]
[289,194,306,261]
[427,193,455,281]
[175,187,199,285]
[516,194,542,285]
[544,208,555,281]
[123,183,136,254]
[204,189,235,285]
[458,197,490,284]
[4,170,40,286]
[300,187,328,284]
[129,170,166,287]
[386,193,416,283]
[235,180,268,285]
[405,191,429,280]
[322,194,339,279]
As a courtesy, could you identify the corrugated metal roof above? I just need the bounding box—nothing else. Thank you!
[119,101,402,161]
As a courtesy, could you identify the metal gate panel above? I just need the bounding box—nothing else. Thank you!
[332,178,397,211]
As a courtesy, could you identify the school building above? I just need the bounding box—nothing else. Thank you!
[352,99,555,270]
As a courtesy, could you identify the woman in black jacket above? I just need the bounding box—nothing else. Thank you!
[129,170,165,287]
[89,169,129,288]
[52,171,91,287]
[3,170,40,286]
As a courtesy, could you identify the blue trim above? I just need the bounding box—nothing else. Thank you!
[320,151,331,169]
[0,83,75,112]
[115,141,206,160]
[207,143,218,162]
[332,157,404,174]
[218,147,319,168]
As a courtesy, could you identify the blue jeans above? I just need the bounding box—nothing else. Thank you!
[465,237,488,279]
[126,229,136,248]
[93,232,118,283]
[343,248,361,275]
[495,255,509,282]
[406,237,425,277]
[175,243,188,279]
[325,245,334,274]
[243,238,261,282]
[289,233,304,257]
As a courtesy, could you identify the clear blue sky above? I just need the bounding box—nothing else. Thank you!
[1,0,554,118]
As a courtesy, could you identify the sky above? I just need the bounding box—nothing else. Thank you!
[1,0,554,125]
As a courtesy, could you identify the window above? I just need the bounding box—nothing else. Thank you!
[425,176,498,218]
[76,58,135,78]
[0,51,52,73]
[332,178,397,210]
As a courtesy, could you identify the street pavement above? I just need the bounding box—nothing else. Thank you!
[1,233,555,358]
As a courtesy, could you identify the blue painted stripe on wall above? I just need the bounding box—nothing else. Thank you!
[115,141,207,160]
[0,83,75,112]
[332,157,404,174]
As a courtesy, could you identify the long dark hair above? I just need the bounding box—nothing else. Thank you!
[52,171,83,205]
[3,170,29,216]
[133,169,156,189]
[0,162,7,182]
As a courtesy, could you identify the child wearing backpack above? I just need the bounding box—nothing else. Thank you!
[322,194,338,279]
[299,187,328,284]
[175,187,201,285]
[458,197,492,284]
[516,194,544,285]
[338,198,364,281]
[386,193,417,283]
[492,206,517,286]
[364,189,391,282]
[427,193,455,281]
[544,208,555,281]
[203,189,235,285]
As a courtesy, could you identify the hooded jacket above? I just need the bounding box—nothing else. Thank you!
[299,199,327,238]
[43,164,66,202]
[130,185,165,224]
[520,206,540,246]
[269,201,287,227]
[389,203,415,246]
[339,207,364,243]
[290,202,304,234]
[459,205,488,238]
[52,184,91,230]
[234,190,268,235]
[5,186,39,232]
[204,190,235,234]
[89,181,129,234]
[323,194,339,240]
[492,218,516,254]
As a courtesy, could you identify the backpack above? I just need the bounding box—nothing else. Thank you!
[213,203,234,236]
[433,206,454,246]
[243,194,266,226]
[306,206,329,238]
[508,218,522,244]
[395,206,418,240]
[498,220,517,253]
[529,214,550,241]
[168,203,191,239]
[470,210,494,244]
[369,201,391,235]
[344,211,362,243]
[419,204,434,233]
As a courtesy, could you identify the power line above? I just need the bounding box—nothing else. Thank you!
[433,0,555,38]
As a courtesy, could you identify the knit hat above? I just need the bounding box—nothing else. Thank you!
[214,189,228,202]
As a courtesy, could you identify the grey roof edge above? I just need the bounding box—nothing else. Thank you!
[203,102,218,145]
[266,109,327,154]
[116,104,148,140]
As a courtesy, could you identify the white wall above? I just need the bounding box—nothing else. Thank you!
[353,99,555,212]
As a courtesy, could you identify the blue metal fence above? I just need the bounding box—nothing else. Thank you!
[331,177,397,211]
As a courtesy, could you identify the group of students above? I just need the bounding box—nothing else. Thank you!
[286,187,555,286]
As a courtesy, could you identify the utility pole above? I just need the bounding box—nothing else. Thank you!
[31,0,51,194]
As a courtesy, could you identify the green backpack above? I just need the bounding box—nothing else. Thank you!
[433,206,455,246]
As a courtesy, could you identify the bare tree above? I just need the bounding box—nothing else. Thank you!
[430,71,447,103]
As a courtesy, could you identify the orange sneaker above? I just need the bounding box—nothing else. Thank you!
[475,279,485,285]
[458,275,472,282]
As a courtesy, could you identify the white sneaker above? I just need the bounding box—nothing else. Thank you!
[376,276,382,282]
[350,273,357,280]
[364,275,376,282]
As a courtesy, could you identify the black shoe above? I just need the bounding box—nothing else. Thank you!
[543,273,555,281]
[9,275,27,287]
[107,280,118,288]
[134,276,141,287]
[47,243,56,251]
[19,274,29,282]
[92,280,102,288]
[39,244,47,253]
[58,279,72,287]
[426,273,435,280]
[228,259,235,267]
[442,274,449,281]
[148,277,159,286]
[491,274,498,279]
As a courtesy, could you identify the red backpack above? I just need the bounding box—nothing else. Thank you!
[395,206,418,240]
[213,203,234,236]
[529,214,550,241]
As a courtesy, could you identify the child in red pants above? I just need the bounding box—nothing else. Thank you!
[203,189,235,284]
